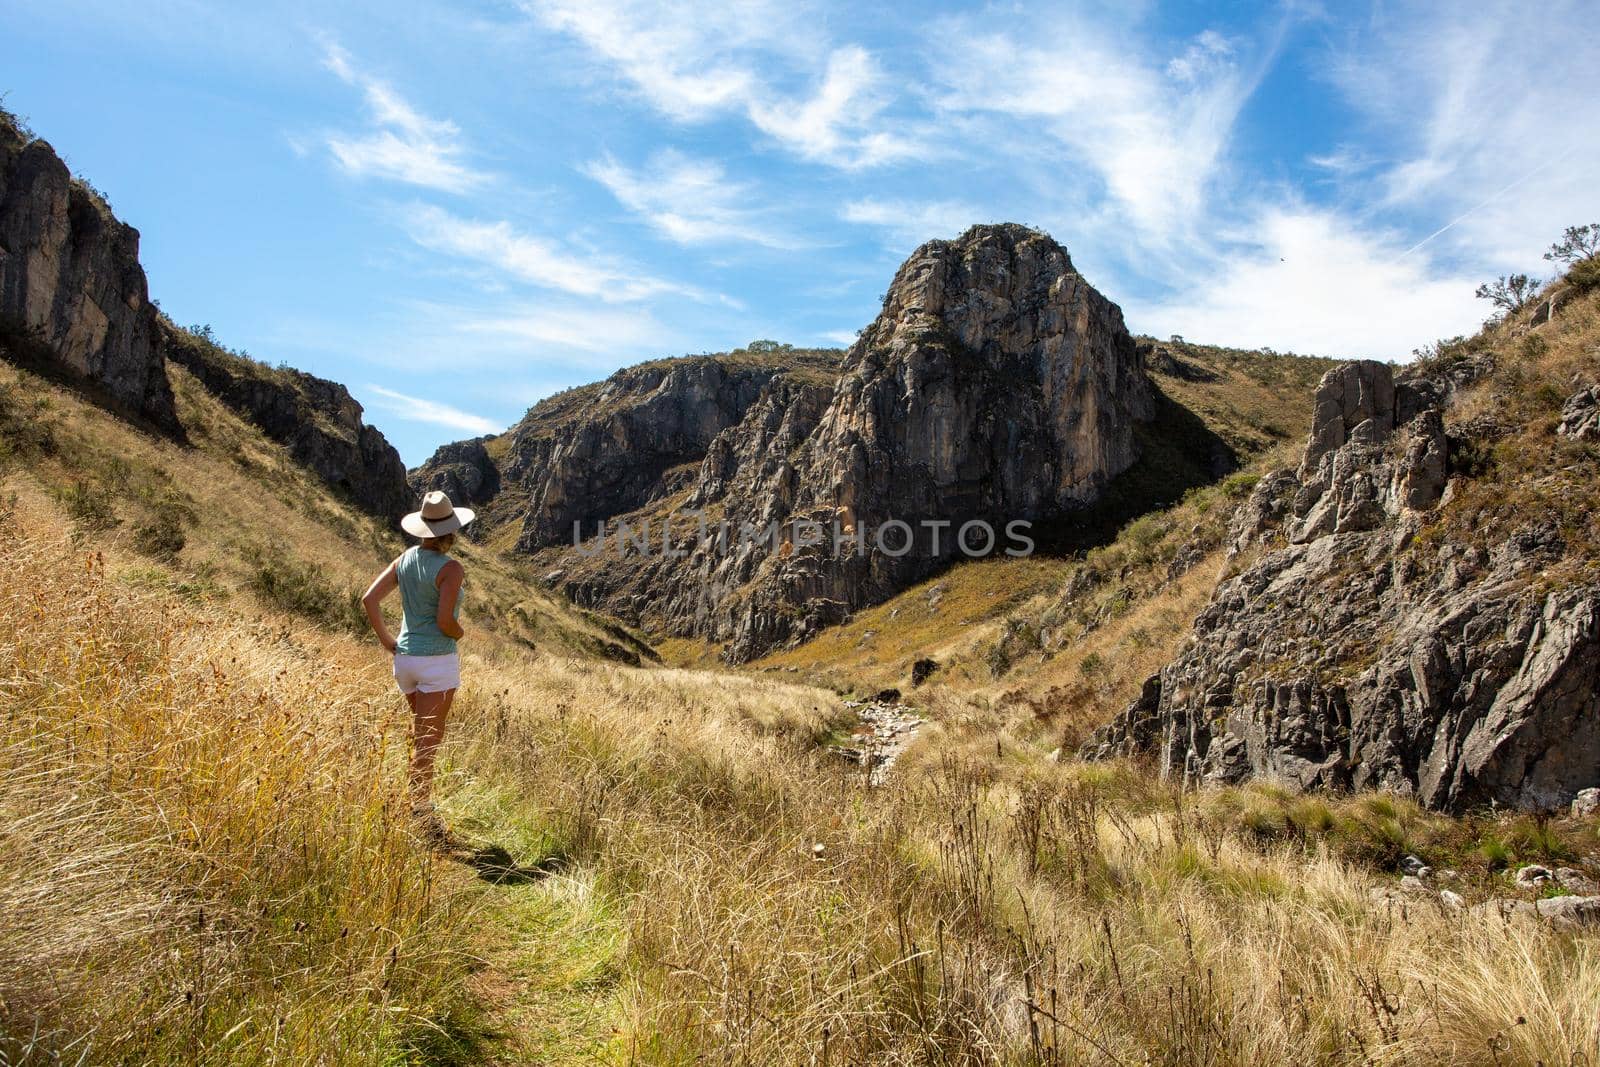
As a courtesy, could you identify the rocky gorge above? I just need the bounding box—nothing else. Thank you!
[419,224,1156,661]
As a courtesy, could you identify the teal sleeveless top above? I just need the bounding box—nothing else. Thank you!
[395,546,461,656]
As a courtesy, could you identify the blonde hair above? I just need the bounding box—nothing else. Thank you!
[421,533,456,552]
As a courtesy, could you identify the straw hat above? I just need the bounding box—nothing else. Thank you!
[401,490,476,538]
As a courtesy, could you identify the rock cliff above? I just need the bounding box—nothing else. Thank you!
[492,350,842,551]
[1083,358,1600,812]
[0,114,176,429]
[678,224,1151,660]
[162,321,411,519]
[410,435,500,508]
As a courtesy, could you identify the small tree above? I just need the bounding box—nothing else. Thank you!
[1475,273,1541,316]
[1545,223,1600,266]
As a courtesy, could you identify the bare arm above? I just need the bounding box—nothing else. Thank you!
[435,560,466,641]
[362,558,401,653]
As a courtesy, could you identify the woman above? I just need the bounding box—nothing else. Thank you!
[362,490,473,841]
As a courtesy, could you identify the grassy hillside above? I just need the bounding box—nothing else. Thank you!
[5,477,1599,1064]
[0,349,655,665]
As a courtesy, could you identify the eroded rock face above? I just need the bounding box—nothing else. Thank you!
[683,224,1152,661]
[162,322,411,519]
[1084,361,1600,812]
[410,436,500,508]
[498,355,839,552]
[0,117,176,429]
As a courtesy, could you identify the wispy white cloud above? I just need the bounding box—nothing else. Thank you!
[365,385,501,434]
[402,203,717,303]
[1129,207,1482,360]
[840,197,984,252]
[585,150,798,248]
[926,14,1279,242]
[524,0,925,168]
[1323,0,1600,269]
[322,43,487,193]
[455,304,667,355]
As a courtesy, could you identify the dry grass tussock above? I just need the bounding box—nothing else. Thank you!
[452,648,1600,1066]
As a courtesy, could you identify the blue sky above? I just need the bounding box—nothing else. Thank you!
[4,1,1596,465]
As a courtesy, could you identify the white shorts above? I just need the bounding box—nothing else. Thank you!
[393,653,460,695]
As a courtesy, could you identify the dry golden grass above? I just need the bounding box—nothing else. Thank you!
[6,439,1600,1064]
[0,494,475,1064]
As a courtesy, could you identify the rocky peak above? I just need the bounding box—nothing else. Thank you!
[410,435,501,509]
[0,114,176,430]
[620,224,1153,661]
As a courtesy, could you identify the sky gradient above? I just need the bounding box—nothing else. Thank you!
[3,0,1596,465]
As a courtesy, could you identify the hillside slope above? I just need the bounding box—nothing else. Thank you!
[0,347,655,665]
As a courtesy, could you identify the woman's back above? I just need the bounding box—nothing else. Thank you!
[396,546,459,656]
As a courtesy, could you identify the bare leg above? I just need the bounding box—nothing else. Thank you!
[409,687,456,808]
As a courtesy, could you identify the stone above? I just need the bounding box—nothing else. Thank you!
[1554,867,1600,895]
[1400,854,1427,875]
[1477,896,1600,932]
[1573,788,1600,818]
[1513,865,1553,889]
[0,115,176,429]
[1558,385,1600,441]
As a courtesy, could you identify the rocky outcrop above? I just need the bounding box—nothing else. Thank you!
[686,225,1151,660]
[0,115,176,429]
[497,353,841,552]
[1084,360,1600,812]
[162,322,410,519]
[410,435,500,508]
[436,226,1152,659]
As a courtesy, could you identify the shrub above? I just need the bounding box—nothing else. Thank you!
[131,512,186,561]
[1565,255,1600,294]
[52,479,119,534]
[244,547,338,620]
[1220,471,1260,499]
[1475,273,1541,318]
[0,380,56,462]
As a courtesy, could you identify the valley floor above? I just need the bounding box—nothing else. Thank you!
[5,475,1600,1067]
